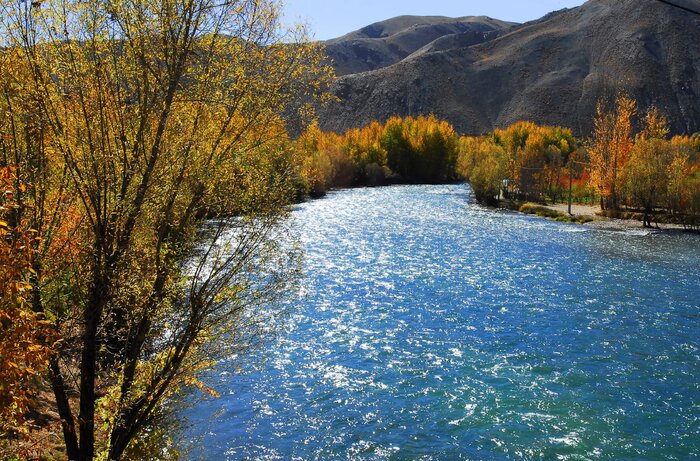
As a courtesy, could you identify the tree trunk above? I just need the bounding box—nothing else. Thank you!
[49,357,80,461]
[32,266,81,460]
[78,272,107,461]
[643,206,652,228]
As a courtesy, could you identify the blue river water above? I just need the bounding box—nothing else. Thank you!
[181,184,700,460]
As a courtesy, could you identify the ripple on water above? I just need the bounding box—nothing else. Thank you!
[182,185,700,460]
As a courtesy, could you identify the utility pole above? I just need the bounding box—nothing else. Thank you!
[568,164,573,215]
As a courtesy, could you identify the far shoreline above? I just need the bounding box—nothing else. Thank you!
[517,201,696,233]
[303,182,699,234]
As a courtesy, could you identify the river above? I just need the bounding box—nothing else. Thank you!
[181,184,700,460]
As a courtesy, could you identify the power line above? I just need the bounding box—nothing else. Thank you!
[654,0,700,16]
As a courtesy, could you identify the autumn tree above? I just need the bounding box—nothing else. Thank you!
[588,94,637,210]
[297,124,356,195]
[621,107,672,227]
[0,166,54,454]
[623,139,673,227]
[460,122,575,204]
[542,144,564,203]
[381,115,459,183]
[382,117,418,180]
[0,0,332,459]
[417,118,459,183]
[492,121,535,196]
[456,137,507,205]
[668,136,700,230]
[1,51,67,455]
[296,115,460,191]
[641,106,671,141]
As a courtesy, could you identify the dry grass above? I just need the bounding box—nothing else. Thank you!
[519,203,594,224]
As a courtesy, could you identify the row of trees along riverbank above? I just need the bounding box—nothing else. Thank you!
[296,115,460,196]
[295,100,700,230]
[0,0,333,459]
[456,95,700,230]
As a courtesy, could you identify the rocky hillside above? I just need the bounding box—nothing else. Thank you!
[324,15,515,76]
[319,0,700,135]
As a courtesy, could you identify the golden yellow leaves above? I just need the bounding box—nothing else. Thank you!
[296,115,461,195]
[0,167,54,439]
[587,94,637,209]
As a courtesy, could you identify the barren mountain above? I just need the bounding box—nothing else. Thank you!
[324,15,515,76]
[319,0,700,135]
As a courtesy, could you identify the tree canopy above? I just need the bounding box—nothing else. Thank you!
[0,0,332,458]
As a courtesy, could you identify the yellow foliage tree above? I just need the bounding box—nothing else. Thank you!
[296,114,460,191]
[456,138,507,204]
[463,121,575,203]
[0,0,332,458]
[622,106,673,226]
[623,139,673,227]
[0,167,54,446]
[588,94,637,210]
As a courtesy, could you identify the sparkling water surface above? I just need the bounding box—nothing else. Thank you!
[182,184,700,460]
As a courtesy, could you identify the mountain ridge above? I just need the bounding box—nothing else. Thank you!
[323,15,516,76]
[318,0,700,136]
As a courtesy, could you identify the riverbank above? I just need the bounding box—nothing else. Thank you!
[512,201,692,232]
[313,184,696,233]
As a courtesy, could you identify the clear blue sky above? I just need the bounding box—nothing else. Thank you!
[282,0,586,40]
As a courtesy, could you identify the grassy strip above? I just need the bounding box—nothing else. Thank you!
[518,203,594,224]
